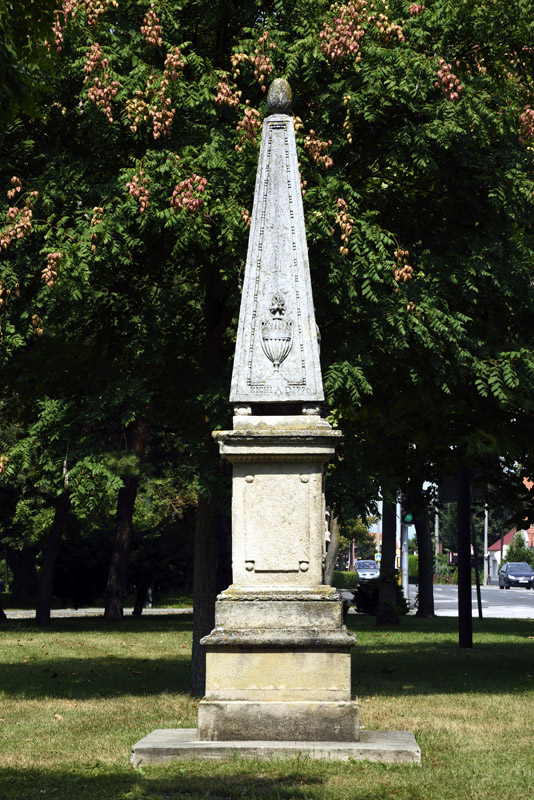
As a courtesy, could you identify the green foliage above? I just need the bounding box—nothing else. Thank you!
[332,570,359,591]
[338,515,376,557]
[408,554,419,582]
[354,577,409,617]
[434,552,453,584]
[502,531,534,569]
[1,0,534,593]
[451,567,483,586]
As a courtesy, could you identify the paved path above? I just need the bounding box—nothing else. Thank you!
[3,607,193,620]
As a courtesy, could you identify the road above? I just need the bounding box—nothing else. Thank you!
[415,583,534,619]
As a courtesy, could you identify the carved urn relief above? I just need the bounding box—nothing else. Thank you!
[260,293,293,372]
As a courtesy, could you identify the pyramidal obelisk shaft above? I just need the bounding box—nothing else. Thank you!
[230,79,324,407]
[195,79,358,744]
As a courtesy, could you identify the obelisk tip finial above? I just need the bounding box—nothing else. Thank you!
[267,78,292,114]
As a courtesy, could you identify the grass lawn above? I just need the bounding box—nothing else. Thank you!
[0,613,533,800]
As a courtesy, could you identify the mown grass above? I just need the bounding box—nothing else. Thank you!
[0,614,533,800]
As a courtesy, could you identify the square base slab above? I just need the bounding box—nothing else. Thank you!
[131,728,421,766]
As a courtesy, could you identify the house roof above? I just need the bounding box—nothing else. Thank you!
[488,529,515,551]
[488,526,534,550]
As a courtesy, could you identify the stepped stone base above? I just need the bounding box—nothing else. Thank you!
[197,699,360,742]
[131,728,421,766]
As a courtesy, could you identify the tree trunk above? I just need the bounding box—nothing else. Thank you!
[324,515,340,586]
[35,493,71,626]
[457,466,473,648]
[104,474,139,621]
[132,581,149,618]
[410,488,434,618]
[104,419,148,622]
[377,500,400,626]
[6,545,38,606]
[189,493,218,696]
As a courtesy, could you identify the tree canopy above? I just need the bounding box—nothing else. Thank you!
[2,0,534,609]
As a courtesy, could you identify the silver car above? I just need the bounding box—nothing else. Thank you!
[354,559,380,582]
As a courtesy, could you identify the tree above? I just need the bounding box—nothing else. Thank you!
[1,0,534,655]
[503,531,534,569]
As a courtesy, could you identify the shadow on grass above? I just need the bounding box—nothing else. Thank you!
[0,616,194,701]
[0,762,375,800]
[0,614,193,634]
[348,615,534,698]
[0,652,193,700]
[1,615,533,702]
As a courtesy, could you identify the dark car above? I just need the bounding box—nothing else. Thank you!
[498,561,534,589]
[353,559,380,582]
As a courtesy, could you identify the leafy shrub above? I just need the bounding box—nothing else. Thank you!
[452,568,483,586]
[354,578,409,617]
[332,570,359,591]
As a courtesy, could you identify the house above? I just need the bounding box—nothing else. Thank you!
[488,526,534,582]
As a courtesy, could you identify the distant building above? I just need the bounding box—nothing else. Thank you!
[488,527,534,581]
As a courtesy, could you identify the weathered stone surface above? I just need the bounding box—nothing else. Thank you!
[267,79,292,113]
[201,630,355,647]
[214,417,341,588]
[202,646,353,701]
[197,700,359,742]
[131,729,422,765]
[232,414,334,431]
[229,113,324,405]
[218,585,338,600]
[214,596,343,628]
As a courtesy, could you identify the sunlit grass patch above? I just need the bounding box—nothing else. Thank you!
[0,615,533,799]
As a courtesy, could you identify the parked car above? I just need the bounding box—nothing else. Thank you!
[353,560,380,582]
[498,561,534,589]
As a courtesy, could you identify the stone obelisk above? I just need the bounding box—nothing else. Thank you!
[197,79,359,743]
[131,81,420,764]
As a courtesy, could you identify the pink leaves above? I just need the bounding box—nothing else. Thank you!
[235,107,262,152]
[320,1,365,63]
[304,131,333,169]
[435,59,464,101]
[171,174,207,213]
[215,75,241,109]
[230,30,276,92]
[126,170,150,213]
[141,3,162,47]
[1,180,38,250]
[519,107,534,145]
[84,43,120,123]
[393,249,413,284]
[164,47,185,81]
[335,198,353,256]
[42,253,62,288]
[6,177,21,202]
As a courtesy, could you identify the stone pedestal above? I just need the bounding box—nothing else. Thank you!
[197,414,360,743]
